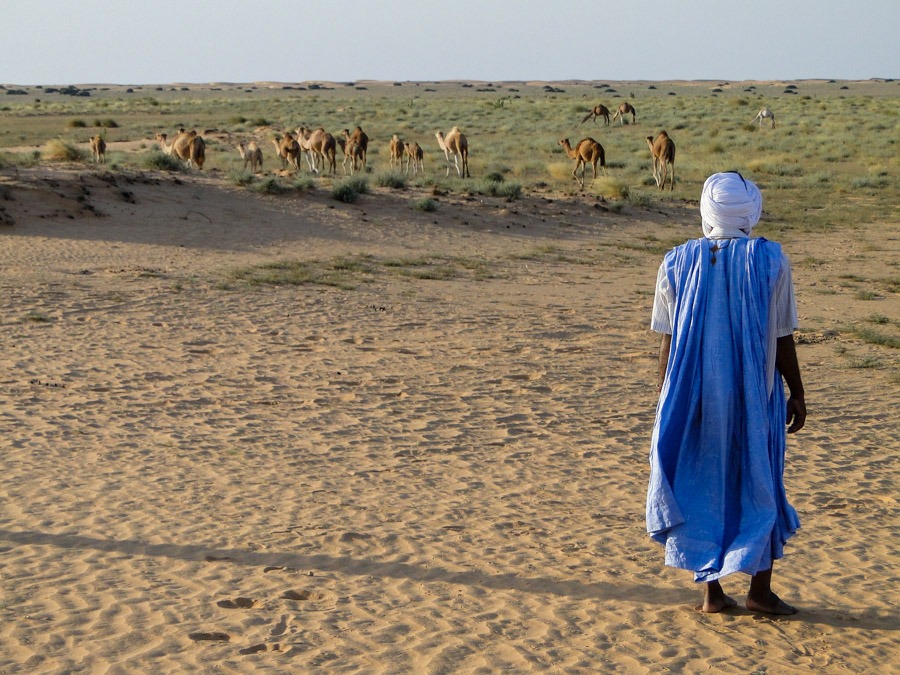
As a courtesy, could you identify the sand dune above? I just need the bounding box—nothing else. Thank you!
[0,165,897,672]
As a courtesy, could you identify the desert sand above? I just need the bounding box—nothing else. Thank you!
[0,163,897,673]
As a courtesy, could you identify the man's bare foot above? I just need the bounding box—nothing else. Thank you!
[746,592,798,615]
[696,594,738,613]
[697,581,738,613]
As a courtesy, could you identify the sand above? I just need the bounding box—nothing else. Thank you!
[0,164,897,673]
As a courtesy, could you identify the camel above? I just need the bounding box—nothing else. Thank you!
[272,133,301,171]
[405,141,424,175]
[337,137,365,175]
[293,128,319,172]
[155,130,205,169]
[301,127,336,175]
[90,135,106,164]
[611,102,637,125]
[435,126,470,178]
[752,107,776,128]
[581,104,611,126]
[558,138,607,188]
[646,131,676,191]
[342,127,368,170]
[237,141,263,173]
[389,134,405,170]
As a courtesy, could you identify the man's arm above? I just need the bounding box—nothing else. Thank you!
[658,333,672,395]
[776,334,806,433]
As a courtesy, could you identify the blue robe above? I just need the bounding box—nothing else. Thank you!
[646,237,800,582]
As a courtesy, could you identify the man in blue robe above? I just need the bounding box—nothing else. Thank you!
[647,172,807,614]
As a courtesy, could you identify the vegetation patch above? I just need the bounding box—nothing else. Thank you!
[42,139,86,162]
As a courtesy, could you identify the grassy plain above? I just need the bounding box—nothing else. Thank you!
[2,78,897,232]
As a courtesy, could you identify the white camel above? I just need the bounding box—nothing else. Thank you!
[435,127,470,178]
[752,108,776,128]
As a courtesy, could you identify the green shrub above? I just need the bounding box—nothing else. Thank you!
[141,151,186,171]
[254,177,289,194]
[43,139,86,161]
[374,172,407,189]
[292,175,316,191]
[332,176,370,203]
[66,119,87,128]
[411,197,439,212]
[229,168,255,186]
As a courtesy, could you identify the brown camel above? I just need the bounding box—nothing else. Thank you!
[303,127,336,175]
[155,130,205,169]
[272,133,301,171]
[646,131,676,190]
[337,137,365,175]
[611,102,637,125]
[405,141,424,175]
[342,127,368,169]
[90,135,106,164]
[581,104,611,126]
[237,141,263,173]
[435,126,470,178]
[389,134,405,170]
[559,138,607,188]
[294,128,319,172]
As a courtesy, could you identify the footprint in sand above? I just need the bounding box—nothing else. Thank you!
[271,613,292,636]
[216,597,257,609]
[189,631,230,642]
[281,589,311,601]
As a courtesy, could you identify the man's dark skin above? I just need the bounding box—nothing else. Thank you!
[657,333,806,614]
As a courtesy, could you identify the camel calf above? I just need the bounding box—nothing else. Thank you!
[405,141,424,175]
[646,131,675,191]
[389,134,405,170]
[338,137,365,175]
[238,141,263,173]
[90,135,106,164]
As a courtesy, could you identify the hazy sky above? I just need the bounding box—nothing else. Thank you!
[2,0,897,85]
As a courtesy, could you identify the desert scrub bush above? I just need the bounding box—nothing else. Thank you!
[469,179,522,201]
[253,177,290,195]
[93,118,118,128]
[332,176,370,203]
[141,151,185,171]
[626,191,654,208]
[292,175,316,191]
[374,172,407,189]
[42,139,86,162]
[547,161,575,182]
[855,327,900,349]
[851,175,889,189]
[229,256,375,290]
[229,168,255,186]
[411,197,438,212]
[66,119,88,129]
[592,177,630,200]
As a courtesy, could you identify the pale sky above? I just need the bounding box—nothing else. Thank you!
[2,0,897,85]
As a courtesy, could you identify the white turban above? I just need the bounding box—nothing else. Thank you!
[700,172,763,239]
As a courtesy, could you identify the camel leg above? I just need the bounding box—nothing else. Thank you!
[669,162,675,190]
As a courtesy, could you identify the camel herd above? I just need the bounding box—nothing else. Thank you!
[136,103,775,194]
